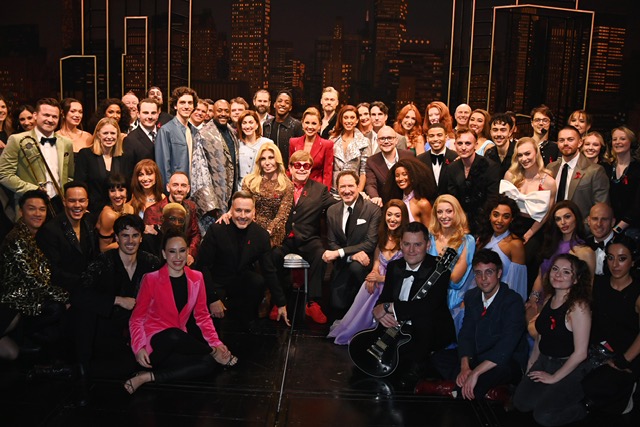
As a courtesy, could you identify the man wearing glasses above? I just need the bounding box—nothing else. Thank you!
[530,105,559,165]
[428,249,528,401]
[272,151,338,323]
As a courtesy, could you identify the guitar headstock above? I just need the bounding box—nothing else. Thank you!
[436,247,458,271]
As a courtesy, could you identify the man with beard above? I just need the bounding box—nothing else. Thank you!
[320,87,339,139]
[252,89,273,131]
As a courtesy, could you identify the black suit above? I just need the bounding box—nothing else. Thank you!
[326,196,381,309]
[377,256,455,362]
[484,142,515,178]
[539,140,560,166]
[417,148,458,198]
[273,179,338,301]
[445,155,500,235]
[263,115,304,166]
[36,213,97,293]
[194,221,284,323]
[123,126,155,167]
[364,149,415,201]
[75,148,134,214]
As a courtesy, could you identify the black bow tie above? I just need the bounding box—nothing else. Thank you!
[402,269,419,279]
[431,153,444,165]
[40,137,56,145]
[589,240,606,251]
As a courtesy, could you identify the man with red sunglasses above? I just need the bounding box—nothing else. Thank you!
[272,150,338,323]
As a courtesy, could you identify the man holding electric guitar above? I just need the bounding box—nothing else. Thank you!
[350,222,456,385]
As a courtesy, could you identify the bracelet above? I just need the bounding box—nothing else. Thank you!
[529,291,542,302]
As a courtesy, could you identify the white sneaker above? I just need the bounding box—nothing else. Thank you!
[622,382,637,415]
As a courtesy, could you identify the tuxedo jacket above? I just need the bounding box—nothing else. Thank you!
[123,126,155,167]
[326,196,381,258]
[457,284,528,370]
[289,135,334,188]
[36,212,97,292]
[154,116,199,186]
[377,256,455,349]
[416,148,459,198]
[129,265,222,356]
[547,153,610,220]
[75,147,134,214]
[364,149,415,200]
[194,221,285,307]
[0,130,74,216]
[285,179,338,245]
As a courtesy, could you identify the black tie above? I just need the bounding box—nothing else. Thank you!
[150,131,157,143]
[402,270,419,279]
[588,239,605,251]
[431,153,444,165]
[556,163,569,202]
[40,137,56,146]
[345,206,354,236]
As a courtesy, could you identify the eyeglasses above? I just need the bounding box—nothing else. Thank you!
[291,162,312,170]
[532,118,550,124]
[473,268,496,279]
[378,136,396,142]
[550,265,573,276]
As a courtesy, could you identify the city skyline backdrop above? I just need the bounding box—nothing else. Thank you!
[1,0,639,134]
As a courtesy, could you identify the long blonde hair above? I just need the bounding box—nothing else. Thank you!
[243,142,290,193]
[92,117,124,156]
[429,194,468,249]
[506,137,549,188]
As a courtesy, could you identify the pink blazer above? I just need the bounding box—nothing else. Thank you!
[129,265,222,355]
[289,134,334,189]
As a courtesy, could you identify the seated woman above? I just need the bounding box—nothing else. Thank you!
[383,157,436,227]
[476,195,527,301]
[527,201,595,321]
[125,229,237,394]
[330,105,370,195]
[428,194,476,333]
[394,104,426,155]
[242,142,293,247]
[328,199,409,344]
[469,109,494,155]
[289,107,333,189]
[96,174,134,252]
[582,235,640,415]
[514,254,592,427]
[126,159,165,222]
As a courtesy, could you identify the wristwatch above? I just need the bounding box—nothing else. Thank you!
[383,303,392,314]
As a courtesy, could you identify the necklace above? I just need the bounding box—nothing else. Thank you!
[146,197,156,203]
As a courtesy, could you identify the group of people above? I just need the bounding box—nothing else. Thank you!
[0,86,638,424]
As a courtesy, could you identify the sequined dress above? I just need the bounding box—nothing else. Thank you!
[243,177,294,247]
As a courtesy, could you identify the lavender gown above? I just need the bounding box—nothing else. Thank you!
[328,250,403,345]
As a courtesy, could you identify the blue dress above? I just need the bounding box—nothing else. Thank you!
[328,250,403,345]
[483,231,528,301]
[428,233,475,334]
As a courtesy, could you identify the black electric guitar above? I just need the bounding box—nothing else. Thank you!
[348,247,458,378]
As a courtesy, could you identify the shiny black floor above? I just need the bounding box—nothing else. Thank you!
[1,290,638,426]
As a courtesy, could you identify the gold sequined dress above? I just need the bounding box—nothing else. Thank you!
[243,177,293,247]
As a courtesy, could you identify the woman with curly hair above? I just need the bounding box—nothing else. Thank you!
[383,157,436,227]
[393,104,425,155]
[241,142,293,247]
[89,98,131,135]
[330,105,370,194]
[126,159,165,223]
[514,253,592,426]
[328,199,410,344]
[469,109,493,155]
[428,194,476,332]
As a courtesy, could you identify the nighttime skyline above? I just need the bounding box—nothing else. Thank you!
[1,0,639,132]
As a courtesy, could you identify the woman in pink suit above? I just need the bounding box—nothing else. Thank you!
[124,229,237,394]
[289,107,334,189]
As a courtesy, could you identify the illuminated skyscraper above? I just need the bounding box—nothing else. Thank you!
[230,0,270,93]
[373,0,407,87]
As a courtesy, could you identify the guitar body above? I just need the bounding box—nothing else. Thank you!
[349,323,412,377]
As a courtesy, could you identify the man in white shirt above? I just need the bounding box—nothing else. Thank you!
[587,203,616,276]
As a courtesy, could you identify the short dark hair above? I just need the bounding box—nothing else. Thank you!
[472,248,503,271]
[231,190,255,204]
[63,181,89,198]
[113,214,144,235]
[489,113,514,129]
[106,173,127,190]
[336,170,360,187]
[19,189,49,209]
[161,227,188,251]
[35,98,61,113]
[275,89,293,101]
[559,125,581,137]
[370,101,388,115]
[402,221,430,242]
[530,105,553,121]
[427,122,446,132]
[170,86,198,109]
[139,98,160,109]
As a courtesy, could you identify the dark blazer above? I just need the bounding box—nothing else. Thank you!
[320,113,338,139]
[364,148,415,200]
[158,111,173,126]
[285,179,338,245]
[326,195,381,258]
[539,140,560,166]
[36,213,97,292]
[123,126,155,167]
[75,148,133,214]
[445,155,500,234]
[484,142,515,178]
[457,284,528,370]
[377,256,455,351]
[194,221,285,307]
[289,135,334,189]
[547,153,610,220]
[263,115,304,166]
[416,148,458,197]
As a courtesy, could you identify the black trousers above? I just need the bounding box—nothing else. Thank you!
[273,237,326,301]
[149,328,216,383]
[582,363,639,413]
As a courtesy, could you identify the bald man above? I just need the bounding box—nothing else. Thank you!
[587,203,616,276]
